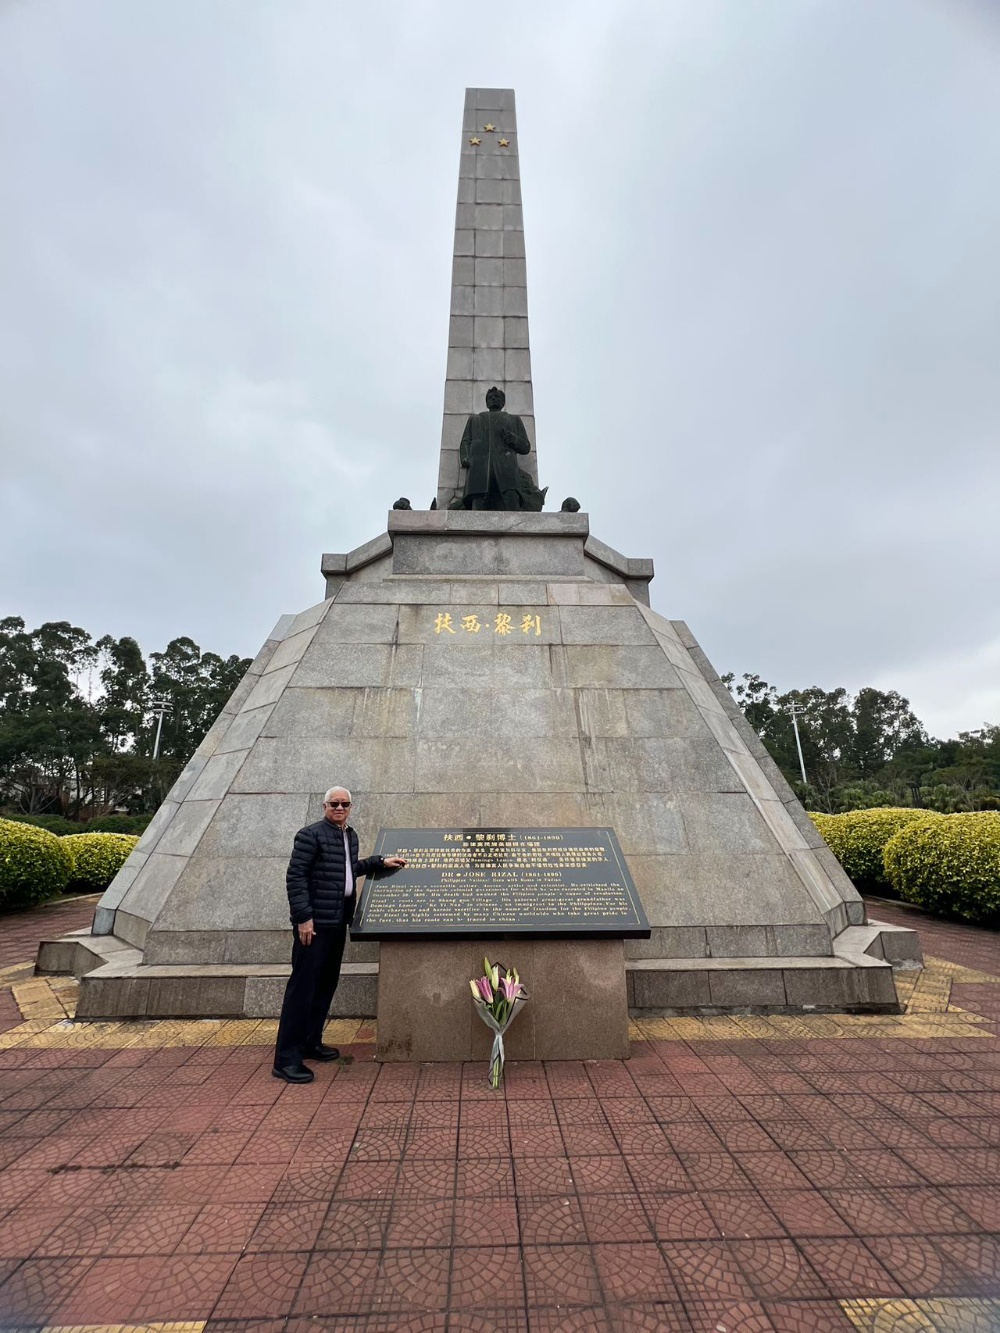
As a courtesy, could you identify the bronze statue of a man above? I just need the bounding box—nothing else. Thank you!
[457,386,543,510]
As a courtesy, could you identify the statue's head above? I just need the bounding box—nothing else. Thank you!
[485,386,505,411]
[560,497,581,512]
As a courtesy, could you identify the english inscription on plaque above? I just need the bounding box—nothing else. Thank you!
[352,827,650,940]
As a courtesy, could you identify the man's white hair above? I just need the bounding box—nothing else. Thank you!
[323,786,352,804]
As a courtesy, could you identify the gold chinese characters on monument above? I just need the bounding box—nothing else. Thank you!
[433,611,542,637]
[351,828,650,940]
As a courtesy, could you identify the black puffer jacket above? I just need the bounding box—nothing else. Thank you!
[285,819,385,928]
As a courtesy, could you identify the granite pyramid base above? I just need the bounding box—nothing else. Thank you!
[38,511,921,1027]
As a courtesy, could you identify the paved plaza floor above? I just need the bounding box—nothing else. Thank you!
[1,897,1000,1330]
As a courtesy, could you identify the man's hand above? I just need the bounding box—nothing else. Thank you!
[384,857,407,870]
[297,919,316,946]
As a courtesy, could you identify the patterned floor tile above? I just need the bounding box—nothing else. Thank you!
[0,1255,95,1322]
[765,1301,856,1331]
[730,1237,831,1300]
[758,1189,853,1238]
[377,1245,454,1310]
[642,1191,722,1242]
[682,1296,776,1331]
[132,1252,241,1319]
[798,1239,905,1298]
[624,1151,693,1192]
[664,1240,758,1304]
[178,1200,268,1252]
[292,1248,381,1316]
[453,1195,518,1246]
[522,1243,603,1307]
[568,1154,635,1193]
[700,1190,786,1240]
[527,1307,613,1332]
[315,1197,391,1250]
[450,1242,525,1306]
[212,1251,309,1318]
[518,1194,588,1246]
[591,1241,679,1304]
[245,1200,328,1252]
[47,1253,164,1322]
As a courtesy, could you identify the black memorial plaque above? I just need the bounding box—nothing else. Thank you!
[351,827,650,940]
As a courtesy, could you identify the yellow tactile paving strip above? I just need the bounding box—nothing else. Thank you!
[0,960,35,987]
[841,1297,1000,1330]
[0,956,995,1049]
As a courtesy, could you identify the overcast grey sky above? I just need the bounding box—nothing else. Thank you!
[2,0,998,739]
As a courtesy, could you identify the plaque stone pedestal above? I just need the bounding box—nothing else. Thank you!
[375,938,629,1063]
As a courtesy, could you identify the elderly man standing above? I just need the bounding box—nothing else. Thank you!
[272,786,406,1083]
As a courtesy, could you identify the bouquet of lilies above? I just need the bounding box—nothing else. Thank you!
[469,957,528,1088]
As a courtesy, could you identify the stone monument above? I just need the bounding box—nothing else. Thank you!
[39,87,921,1026]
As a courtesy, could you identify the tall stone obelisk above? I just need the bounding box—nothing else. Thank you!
[437,88,537,509]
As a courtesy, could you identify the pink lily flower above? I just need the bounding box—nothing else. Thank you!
[498,977,522,1002]
[475,975,494,1003]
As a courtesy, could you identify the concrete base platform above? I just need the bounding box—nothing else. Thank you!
[37,919,921,1020]
[36,930,377,1020]
[625,922,919,1014]
[374,938,629,1063]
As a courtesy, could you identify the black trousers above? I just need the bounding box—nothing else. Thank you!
[273,923,348,1067]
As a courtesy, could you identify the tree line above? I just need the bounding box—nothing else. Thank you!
[723,673,1000,814]
[0,618,251,818]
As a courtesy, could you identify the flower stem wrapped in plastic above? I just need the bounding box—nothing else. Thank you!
[469,956,528,1087]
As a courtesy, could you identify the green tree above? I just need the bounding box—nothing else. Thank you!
[148,638,250,759]
[95,635,150,754]
[724,672,1000,813]
[0,620,251,819]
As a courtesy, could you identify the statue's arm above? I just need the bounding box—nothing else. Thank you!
[459,416,473,467]
[508,415,531,455]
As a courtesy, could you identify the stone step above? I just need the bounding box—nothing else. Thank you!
[625,951,900,1013]
[850,918,924,968]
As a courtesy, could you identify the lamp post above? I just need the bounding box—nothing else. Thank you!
[788,701,809,786]
[150,697,172,760]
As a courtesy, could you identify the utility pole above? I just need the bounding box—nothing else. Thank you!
[788,701,809,786]
[150,698,172,760]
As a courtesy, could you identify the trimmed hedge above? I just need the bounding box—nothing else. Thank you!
[0,818,73,910]
[2,812,152,837]
[2,813,81,836]
[808,807,942,893]
[86,814,151,835]
[61,833,140,893]
[884,812,1000,924]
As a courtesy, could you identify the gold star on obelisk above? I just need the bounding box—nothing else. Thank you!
[498,137,510,148]
[468,136,481,146]
[483,123,496,133]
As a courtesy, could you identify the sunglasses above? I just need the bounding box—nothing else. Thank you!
[325,801,352,809]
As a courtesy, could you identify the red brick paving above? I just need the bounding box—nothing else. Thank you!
[0,902,999,1326]
[0,893,96,971]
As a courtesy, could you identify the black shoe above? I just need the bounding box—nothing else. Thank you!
[272,1063,315,1083]
[304,1044,341,1062]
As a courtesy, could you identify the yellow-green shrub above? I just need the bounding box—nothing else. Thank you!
[883,812,1000,923]
[807,807,942,892]
[0,817,73,909]
[61,833,139,892]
